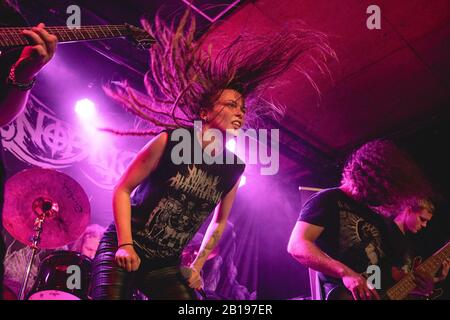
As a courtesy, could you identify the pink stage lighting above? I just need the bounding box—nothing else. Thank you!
[239,175,246,188]
[226,138,236,152]
[75,99,96,119]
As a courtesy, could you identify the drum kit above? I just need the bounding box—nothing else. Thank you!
[2,168,91,300]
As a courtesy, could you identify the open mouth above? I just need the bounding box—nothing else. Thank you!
[232,120,242,128]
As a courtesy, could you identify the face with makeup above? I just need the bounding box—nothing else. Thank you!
[200,89,246,135]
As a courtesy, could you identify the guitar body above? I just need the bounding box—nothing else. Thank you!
[325,286,356,300]
[325,244,450,300]
[325,261,424,300]
[326,266,444,300]
[326,285,390,300]
[326,285,442,300]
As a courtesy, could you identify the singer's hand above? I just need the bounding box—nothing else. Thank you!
[115,245,141,272]
[187,266,203,290]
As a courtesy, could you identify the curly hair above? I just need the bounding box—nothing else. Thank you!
[341,140,433,214]
[101,9,336,135]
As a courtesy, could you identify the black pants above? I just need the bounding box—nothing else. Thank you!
[0,236,4,300]
[90,226,197,300]
[1,196,4,301]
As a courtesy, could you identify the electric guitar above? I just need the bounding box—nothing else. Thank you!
[0,24,155,50]
[327,240,450,300]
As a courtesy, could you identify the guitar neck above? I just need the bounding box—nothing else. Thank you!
[0,25,129,48]
[386,241,450,300]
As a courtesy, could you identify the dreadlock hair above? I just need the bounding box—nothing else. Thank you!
[341,139,434,216]
[4,0,19,11]
[101,9,336,136]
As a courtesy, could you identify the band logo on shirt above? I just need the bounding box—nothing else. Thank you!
[169,164,222,203]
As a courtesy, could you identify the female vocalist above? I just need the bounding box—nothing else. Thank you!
[90,10,335,299]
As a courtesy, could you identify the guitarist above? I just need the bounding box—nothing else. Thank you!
[0,0,58,299]
[288,140,449,300]
[384,197,449,298]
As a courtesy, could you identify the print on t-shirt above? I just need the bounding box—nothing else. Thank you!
[136,164,224,258]
[337,200,386,276]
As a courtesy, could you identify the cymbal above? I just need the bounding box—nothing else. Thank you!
[3,168,90,249]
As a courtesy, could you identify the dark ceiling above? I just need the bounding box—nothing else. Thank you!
[15,0,450,186]
[200,0,450,180]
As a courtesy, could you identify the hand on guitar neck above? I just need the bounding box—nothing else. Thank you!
[433,257,450,283]
[0,23,154,50]
[13,23,57,83]
[409,256,450,297]
[410,269,435,297]
[0,22,57,126]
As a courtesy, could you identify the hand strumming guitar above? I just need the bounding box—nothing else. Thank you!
[342,268,380,300]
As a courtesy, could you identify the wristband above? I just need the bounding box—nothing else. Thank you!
[6,63,36,91]
[118,243,134,249]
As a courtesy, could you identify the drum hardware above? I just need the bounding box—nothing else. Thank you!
[27,251,93,300]
[3,168,90,300]
[18,197,59,300]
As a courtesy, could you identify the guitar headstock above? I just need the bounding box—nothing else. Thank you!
[124,23,155,50]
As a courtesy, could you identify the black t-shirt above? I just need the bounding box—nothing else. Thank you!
[0,1,27,226]
[383,219,414,277]
[127,127,245,260]
[298,188,396,292]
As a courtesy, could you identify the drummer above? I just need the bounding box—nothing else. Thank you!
[69,224,106,259]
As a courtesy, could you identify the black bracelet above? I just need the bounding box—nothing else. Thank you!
[6,63,36,91]
[117,243,134,249]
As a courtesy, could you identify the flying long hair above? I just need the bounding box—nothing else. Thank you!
[4,0,19,11]
[102,9,336,136]
[341,139,434,216]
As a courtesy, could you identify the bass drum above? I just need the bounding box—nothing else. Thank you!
[2,283,17,300]
[27,250,92,300]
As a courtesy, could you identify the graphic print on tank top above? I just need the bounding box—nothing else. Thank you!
[134,164,229,258]
[132,128,245,259]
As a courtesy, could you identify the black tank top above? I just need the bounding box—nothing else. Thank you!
[130,127,245,259]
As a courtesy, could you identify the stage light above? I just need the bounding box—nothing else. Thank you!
[226,138,236,152]
[239,175,246,188]
[75,99,96,119]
